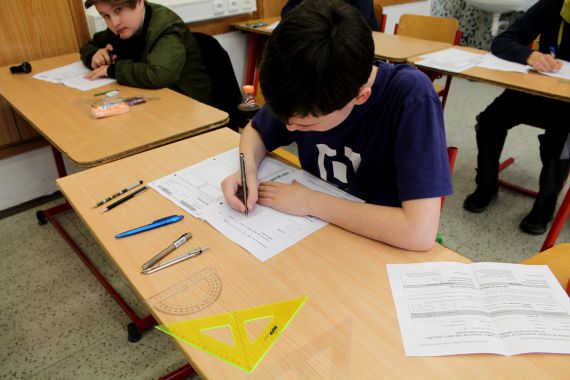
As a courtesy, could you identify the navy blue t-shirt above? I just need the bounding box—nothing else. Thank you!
[252,61,453,207]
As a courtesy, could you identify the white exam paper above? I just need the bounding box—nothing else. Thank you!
[33,61,116,91]
[418,48,484,73]
[150,148,363,261]
[476,53,530,73]
[538,60,570,80]
[387,262,570,356]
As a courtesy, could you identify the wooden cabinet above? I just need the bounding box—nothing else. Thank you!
[0,0,89,156]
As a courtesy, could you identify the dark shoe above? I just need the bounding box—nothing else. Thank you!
[519,205,553,235]
[463,188,498,213]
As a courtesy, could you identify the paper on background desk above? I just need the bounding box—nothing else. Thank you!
[476,53,530,73]
[150,148,363,261]
[266,21,280,31]
[417,48,483,73]
[33,61,116,91]
[387,262,570,356]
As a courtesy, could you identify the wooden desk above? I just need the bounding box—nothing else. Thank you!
[372,32,451,63]
[0,54,229,167]
[57,128,569,379]
[408,47,570,103]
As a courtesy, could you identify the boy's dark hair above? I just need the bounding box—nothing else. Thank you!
[84,0,144,9]
[259,0,374,122]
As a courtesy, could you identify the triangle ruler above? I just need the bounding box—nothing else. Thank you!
[156,296,308,373]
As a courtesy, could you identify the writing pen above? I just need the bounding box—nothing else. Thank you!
[142,247,209,274]
[101,185,148,213]
[142,232,192,271]
[115,214,184,238]
[94,88,119,96]
[240,153,248,215]
[94,180,143,207]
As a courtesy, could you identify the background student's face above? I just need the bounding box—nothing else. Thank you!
[97,0,145,39]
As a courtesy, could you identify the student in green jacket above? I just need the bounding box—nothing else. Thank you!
[80,0,212,105]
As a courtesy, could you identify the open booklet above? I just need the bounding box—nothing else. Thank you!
[149,148,362,261]
[387,262,570,356]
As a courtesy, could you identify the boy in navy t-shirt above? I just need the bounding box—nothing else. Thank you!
[221,0,452,251]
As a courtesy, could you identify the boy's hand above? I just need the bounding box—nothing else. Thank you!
[221,170,258,213]
[84,65,109,80]
[527,51,561,72]
[257,180,313,216]
[91,44,116,69]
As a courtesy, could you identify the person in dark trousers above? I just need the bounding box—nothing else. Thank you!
[221,0,452,251]
[281,0,380,31]
[80,0,212,105]
[464,0,570,235]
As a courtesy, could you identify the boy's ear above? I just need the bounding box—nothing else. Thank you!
[354,86,372,105]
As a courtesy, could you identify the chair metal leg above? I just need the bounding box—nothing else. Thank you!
[541,187,570,251]
[159,364,196,380]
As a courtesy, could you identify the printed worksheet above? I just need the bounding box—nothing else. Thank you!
[150,148,363,261]
[33,61,116,90]
[476,53,530,73]
[387,262,570,356]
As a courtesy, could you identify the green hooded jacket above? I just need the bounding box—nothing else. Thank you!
[80,2,212,105]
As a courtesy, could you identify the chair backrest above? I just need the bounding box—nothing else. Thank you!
[396,14,459,44]
[373,0,387,33]
[193,32,243,132]
[521,243,570,297]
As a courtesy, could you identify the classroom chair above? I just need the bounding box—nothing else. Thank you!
[193,32,244,131]
[373,0,387,33]
[520,243,570,297]
[394,14,461,110]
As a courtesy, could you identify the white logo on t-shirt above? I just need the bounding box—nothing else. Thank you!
[316,144,361,184]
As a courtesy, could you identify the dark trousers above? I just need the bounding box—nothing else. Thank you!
[475,89,570,216]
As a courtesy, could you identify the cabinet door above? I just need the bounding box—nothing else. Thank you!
[0,0,82,66]
[0,98,20,147]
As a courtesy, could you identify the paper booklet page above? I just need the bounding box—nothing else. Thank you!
[387,262,570,356]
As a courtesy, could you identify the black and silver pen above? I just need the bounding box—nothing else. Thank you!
[94,180,143,207]
[101,185,148,213]
[240,153,248,215]
[142,247,209,274]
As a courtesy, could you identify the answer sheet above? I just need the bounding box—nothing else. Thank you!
[417,48,483,73]
[33,61,116,91]
[150,148,362,261]
[387,262,570,356]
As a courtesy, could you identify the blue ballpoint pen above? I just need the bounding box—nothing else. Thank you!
[549,46,557,58]
[115,215,184,238]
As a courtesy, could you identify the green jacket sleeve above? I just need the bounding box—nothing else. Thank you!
[113,30,186,89]
[79,30,116,69]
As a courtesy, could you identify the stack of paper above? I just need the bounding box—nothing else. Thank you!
[476,53,530,73]
[150,148,362,262]
[33,61,116,91]
[417,48,484,73]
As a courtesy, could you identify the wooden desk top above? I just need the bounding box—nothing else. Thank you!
[56,128,569,379]
[0,54,228,167]
[232,18,452,63]
[372,32,452,63]
[408,47,570,103]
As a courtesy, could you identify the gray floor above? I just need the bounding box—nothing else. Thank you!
[1,77,568,379]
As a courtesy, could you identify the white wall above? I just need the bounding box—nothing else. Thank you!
[383,0,432,34]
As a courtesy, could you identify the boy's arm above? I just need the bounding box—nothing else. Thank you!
[221,124,268,213]
[258,181,441,251]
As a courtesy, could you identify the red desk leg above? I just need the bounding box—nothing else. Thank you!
[38,145,157,342]
[160,364,196,380]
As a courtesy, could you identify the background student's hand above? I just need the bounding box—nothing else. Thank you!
[84,65,109,80]
[257,180,314,216]
[527,51,561,72]
[221,170,259,213]
[91,44,116,69]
